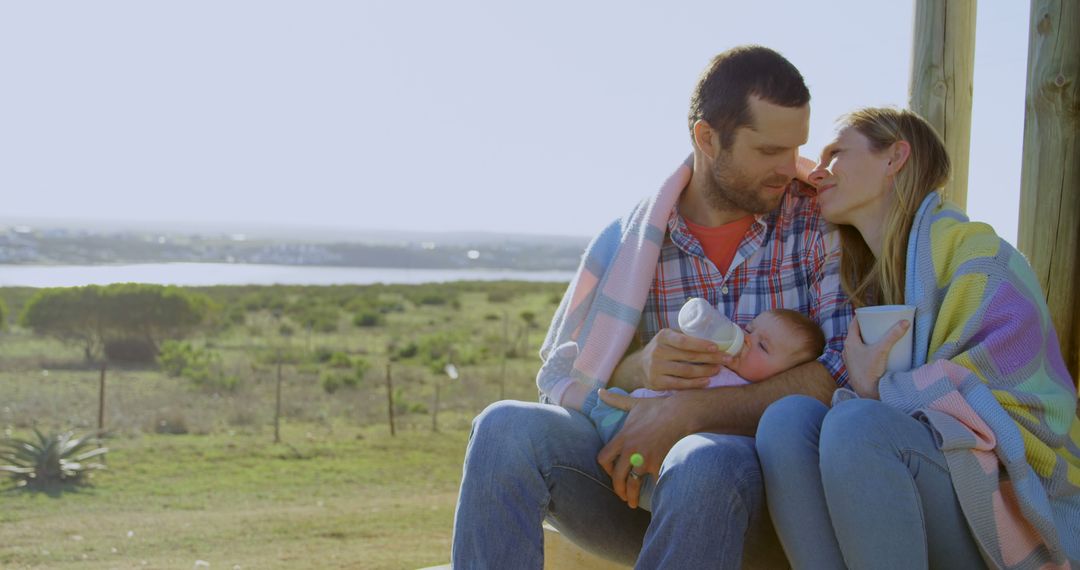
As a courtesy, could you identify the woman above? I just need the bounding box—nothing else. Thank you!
[755,107,1080,569]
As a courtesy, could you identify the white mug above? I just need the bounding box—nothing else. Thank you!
[854,304,916,372]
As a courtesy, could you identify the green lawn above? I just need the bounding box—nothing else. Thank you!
[0,421,473,569]
[0,282,563,568]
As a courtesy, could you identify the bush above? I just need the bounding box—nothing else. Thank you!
[327,351,352,368]
[226,306,247,325]
[20,284,209,361]
[353,311,383,327]
[158,340,236,391]
[0,430,108,488]
[353,356,370,379]
[104,337,158,363]
[321,370,359,394]
[395,342,418,360]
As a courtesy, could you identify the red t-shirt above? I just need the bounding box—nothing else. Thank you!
[682,215,755,274]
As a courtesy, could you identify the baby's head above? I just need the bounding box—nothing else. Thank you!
[728,309,825,382]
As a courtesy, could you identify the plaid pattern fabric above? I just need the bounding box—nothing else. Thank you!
[640,183,851,385]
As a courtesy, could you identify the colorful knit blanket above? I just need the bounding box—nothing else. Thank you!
[878,192,1080,568]
[536,159,690,405]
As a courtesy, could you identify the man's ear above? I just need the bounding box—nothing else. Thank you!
[693,120,718,161]
[886,140,911,175]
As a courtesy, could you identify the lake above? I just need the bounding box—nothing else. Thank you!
[0,263,575,288]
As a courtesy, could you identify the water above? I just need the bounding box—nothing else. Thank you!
[0,263,574,288]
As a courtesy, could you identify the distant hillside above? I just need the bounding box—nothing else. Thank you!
[0,217,590,246]
[0,223,589,271]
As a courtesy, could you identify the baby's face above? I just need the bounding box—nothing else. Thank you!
[727,313,810,382]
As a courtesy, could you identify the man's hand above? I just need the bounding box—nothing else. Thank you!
[595,389,692,509]
[639,328,727,391]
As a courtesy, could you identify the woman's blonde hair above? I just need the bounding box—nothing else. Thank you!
[837,108,951,307]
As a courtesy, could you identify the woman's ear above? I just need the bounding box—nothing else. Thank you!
[886,140,911,175]
[693,120,717,161]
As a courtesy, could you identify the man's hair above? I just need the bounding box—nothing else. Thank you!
[768,308,826,361]
[688,45,810,148]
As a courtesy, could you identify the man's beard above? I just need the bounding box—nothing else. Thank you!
[704,151,789,215]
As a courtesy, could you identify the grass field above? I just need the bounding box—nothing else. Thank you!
[1,421,471,569]
[0,281,566,569]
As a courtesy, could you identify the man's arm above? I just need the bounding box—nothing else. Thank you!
[669,359,835,436]
[596,360,834,506]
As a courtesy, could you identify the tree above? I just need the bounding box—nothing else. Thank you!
[99,284,209,351]
[20,286,106,361]
[20,284,210,361]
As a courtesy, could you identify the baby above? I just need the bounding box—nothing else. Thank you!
[570,304,826,511]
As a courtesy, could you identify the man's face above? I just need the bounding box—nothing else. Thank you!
[703,96,810,215]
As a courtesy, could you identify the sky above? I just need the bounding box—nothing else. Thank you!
[0,1,1030,243]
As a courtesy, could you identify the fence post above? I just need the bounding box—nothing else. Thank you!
[98,361,107,433]
[432,377,440,433]
[386,363,396,437]
[500,310,508,401]
[274,352,282,444]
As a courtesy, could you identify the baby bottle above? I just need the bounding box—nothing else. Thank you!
[677,298,745,355]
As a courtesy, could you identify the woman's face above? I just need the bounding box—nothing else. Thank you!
[808,127,893,227]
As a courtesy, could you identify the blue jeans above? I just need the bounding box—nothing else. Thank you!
[756,396,986,569]
[452,400,788,569]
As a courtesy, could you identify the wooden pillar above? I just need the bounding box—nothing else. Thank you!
[1018,0,1080,381]
[909,0,977,210]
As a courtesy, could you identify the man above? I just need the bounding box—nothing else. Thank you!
[452,45,850,568]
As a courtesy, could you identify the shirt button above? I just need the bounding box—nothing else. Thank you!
[721,286,729,295]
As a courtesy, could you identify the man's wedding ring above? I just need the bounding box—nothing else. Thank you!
[628,470,643,481]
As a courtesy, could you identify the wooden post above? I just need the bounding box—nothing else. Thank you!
[1018,0,1080,381]
[909,0,977,210]
[432,377,440,433]
[499,310,508,401]
[97,361,107,433]
[274,353,282,444]
[385,363,396,437]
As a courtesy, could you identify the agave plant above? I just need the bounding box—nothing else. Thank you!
[0,429,108,488]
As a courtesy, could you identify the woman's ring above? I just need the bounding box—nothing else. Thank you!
[628,470,643,481]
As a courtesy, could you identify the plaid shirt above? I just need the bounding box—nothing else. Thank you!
[640,183,852,385]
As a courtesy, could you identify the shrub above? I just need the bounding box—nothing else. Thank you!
[353,311,383,327]
[158,341,236,391]
[328,351,352,368]
[20,284,209,361]
[153,412,190,435]
[321,370,359,394]
[395,342,418,360]
[104,337,158,363]
[353,356,370,379]
[0,430,108,488]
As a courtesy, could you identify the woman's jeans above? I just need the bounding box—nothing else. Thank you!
[756,395,987,569]
[451,400,787,569]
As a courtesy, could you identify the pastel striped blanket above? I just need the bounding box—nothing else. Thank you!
[536,159,691,404]
[878,192,1080,568]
